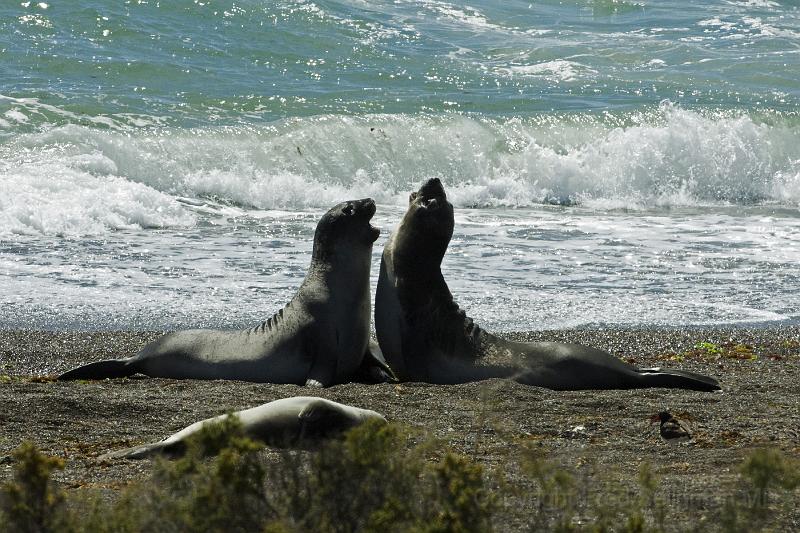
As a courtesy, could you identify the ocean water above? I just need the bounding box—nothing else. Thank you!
[1,0,798,331]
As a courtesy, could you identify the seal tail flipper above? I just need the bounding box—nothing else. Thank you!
[58,359,136,381]
[638,368,721,392]
[99,440,184,461]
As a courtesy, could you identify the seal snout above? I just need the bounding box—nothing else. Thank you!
[354,198,380,241]
[416,179,447,211]
[357,197,376,219]
[418,178,446,200]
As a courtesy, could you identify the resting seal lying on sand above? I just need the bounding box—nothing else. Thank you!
[60,199,391,386]
[99,396,386,460]
[374,178,720,391]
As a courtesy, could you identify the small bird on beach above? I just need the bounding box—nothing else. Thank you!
[650,411,692,444]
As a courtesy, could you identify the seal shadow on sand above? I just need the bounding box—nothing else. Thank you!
[374,178,720,392]
[59,199,392,387]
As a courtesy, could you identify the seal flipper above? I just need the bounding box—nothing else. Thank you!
[353,341,398,384]
[98,439,185,461]
[638,368,721,392]
[304,356,332,387]
[58,359,136,381]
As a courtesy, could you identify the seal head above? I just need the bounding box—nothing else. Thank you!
[313,198,381,264]
[391,178,453,278]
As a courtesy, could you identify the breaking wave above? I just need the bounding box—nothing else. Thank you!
[1,102,798,235]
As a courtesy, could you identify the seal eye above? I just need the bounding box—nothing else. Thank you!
[342,204,354,216]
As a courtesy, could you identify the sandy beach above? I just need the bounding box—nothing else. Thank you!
[1,327,799,530]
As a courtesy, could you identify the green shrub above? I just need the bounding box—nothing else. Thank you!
[426,453,495,533]
[4,429,798,532]
[0,441,68,533]
[740,448,800,504]
[0,419,492,533]
[519,446,582,532]
[54,415,265,533]
[671,341,758,361]
[268,419,426,532]
[264,420,494,533]
[721,448,800,533]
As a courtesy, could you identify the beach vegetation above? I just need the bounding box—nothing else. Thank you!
[695,342,723,356]
[719,448,800,533]
[0,375,57,384]
[780,339,799,349]
[520,449,670,533]
[1,419,494,533]
[0,441,69,533]
[668,341,759,362]
[1,427,798,532]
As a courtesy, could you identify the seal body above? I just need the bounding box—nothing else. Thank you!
[375,179,720,392]
[99,397,386,460]
[60,199,390,387]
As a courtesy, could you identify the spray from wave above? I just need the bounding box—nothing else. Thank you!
[1,102,798,235]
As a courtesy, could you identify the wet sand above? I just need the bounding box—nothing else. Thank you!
[1,327,799,530]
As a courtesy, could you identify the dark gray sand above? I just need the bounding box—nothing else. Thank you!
[2,327,799,530]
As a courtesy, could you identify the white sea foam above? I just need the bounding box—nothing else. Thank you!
[0,145,194,236]
[495,60,598,82]
[0,94,168,131]
[416,0,500,32]
[725,0,780,8]
[697,11,799,40]
[1,105,798,235]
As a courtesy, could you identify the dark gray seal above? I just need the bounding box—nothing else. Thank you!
[99,396,386,460]
[374,179,720,391]
[59,199,391,386]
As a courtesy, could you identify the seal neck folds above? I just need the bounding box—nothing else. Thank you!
[304,197,378,296]
[376,179,484,381]
[376,180,722,391]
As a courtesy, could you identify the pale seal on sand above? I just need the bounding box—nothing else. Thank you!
[374,178,720,391]
[99,396,386,460]
[59,198,391,386]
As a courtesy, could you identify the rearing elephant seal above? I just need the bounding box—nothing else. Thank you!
[375,179,720,391]
[99,396,387,460]
[60,198,391,387]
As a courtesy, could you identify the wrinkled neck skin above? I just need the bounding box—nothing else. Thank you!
[392,202,451,275]
[290,237,374,382]
[383,236,513,384]
[304,239,373,312]
[387,220,484,363]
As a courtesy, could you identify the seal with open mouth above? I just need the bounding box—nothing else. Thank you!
[60,199,390,386]
[375,179,720,391]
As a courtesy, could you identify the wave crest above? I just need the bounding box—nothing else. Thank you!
[2,104,798,234]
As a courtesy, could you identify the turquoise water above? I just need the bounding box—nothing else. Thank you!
[0,1,799,330]
[3,0,799,126]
